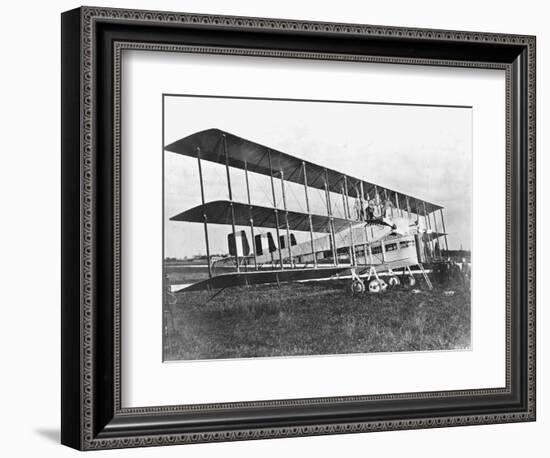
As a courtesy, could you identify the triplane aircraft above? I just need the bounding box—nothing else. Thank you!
[165,129,450,295]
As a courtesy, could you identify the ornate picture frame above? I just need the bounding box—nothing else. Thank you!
[61,6,535,450]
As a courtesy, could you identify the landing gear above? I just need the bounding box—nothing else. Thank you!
[350,269,365,295]
[382,268,400,289]
[388,275,401,287]
[368,279,381,293]
[348,265,432,294]
[351,279,365,295]
[366,267,387,294]
[348,268,387,295]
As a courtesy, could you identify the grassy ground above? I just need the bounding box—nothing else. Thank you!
[163,278,470,361]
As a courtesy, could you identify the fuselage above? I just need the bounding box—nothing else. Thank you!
[214,213,443,274]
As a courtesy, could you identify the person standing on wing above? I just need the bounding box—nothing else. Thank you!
[383,198,394,218]
[354,197,363,221]
[366,194,376,220]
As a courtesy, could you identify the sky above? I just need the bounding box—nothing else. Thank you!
[164,95,472,258]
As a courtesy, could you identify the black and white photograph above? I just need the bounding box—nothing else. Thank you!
[1,0,542,454]
[163,95,472,362]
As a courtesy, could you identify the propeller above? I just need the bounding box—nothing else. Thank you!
[390,218,411,236]
[362,215,413,235]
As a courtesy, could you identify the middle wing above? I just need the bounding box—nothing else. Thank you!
[170,200,351,233]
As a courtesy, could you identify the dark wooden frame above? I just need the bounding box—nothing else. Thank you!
[61,6,536,450]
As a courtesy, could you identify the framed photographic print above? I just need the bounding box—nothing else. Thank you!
[61,6,536,450]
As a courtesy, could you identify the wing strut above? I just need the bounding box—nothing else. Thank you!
[196,147,212,280]
[244,160,258,270]
[324,168,338,266]
[343,176,356,266]
[360,181,370,264]
[374,185,381,216]
[440,208,449,252]
[432,210,441,258]
[302,162,317,268]
[268,150,284,269]
[280,167,294,268]
[422,200,434,257]
[223,133,240,272]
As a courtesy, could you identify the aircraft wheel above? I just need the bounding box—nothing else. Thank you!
[388,276,400,287]
[368,279,381,293]
[406,276,416,287]
[350,279,365,295]
[379,279,388,292]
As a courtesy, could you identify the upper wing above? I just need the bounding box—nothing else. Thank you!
[170,200,351,233]
[164,128,443,214]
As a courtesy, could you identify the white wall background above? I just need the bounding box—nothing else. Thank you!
[0,0,545,456]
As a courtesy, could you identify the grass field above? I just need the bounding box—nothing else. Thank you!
[163,277,471,361]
